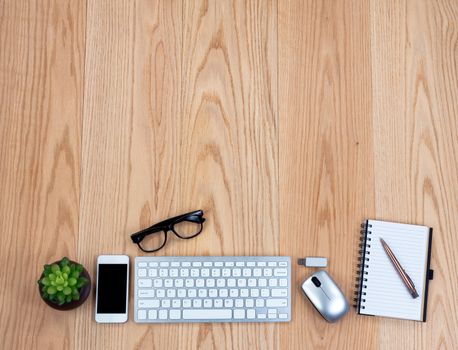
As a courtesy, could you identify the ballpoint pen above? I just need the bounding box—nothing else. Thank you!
[380,238,419,298]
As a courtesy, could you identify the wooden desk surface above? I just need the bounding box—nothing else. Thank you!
[1,1,457,349]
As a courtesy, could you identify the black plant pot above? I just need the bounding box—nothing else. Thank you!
[38,260,91,311]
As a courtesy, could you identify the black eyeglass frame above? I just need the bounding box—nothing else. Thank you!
[130,210,205,253]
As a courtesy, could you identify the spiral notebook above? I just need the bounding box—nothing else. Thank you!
[355,220,433,321]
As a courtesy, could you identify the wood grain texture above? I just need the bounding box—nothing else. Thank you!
[278,1,378,349]
[0,0,85,349]
[1,0,457,349]
[370,1,458,348]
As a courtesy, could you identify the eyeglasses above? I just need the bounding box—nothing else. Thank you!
[130,210,206,253]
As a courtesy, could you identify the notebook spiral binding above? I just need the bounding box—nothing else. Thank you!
[353,221,372,311]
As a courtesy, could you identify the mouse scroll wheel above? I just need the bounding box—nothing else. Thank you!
[311,277,321,287]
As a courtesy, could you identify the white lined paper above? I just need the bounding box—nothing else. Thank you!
[360,220,430,321]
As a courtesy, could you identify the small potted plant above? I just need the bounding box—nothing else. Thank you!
[37,257,91,310]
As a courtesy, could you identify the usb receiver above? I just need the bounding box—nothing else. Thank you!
[298,257,328,268]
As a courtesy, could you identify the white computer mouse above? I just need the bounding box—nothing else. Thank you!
[301,270,349,323]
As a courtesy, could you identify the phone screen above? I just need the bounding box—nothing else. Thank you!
[97,264,128,313]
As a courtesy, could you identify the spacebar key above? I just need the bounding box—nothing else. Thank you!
[183,309,232,320]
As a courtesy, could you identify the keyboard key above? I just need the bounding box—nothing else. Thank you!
[243,269,252,277]
[159,310,168,319]
[279,262,288,267]
[211,269,221,277]
[209,289,218,297]
[214,262,223,267]
[177,289,186,297]
[201,269,210,277]
[204,299,213,308]
[185,279,194,287]
[237,279,246,287]
[227,279,236,287]
[253,268,262,277]
[279,279,288,287]
[250,289,260,297]
[169,310,181,319]
[261,289,270,297]
[182,262,191,267]
[188,289,197,298]
[138,299,159,308]
[180,269,189,277]
[247,262,256,267]
[161,299,170,308]
[271,289,288,297]
[153,279,162,288]
[148,262,158,267]
[235,299,244,308]
[240,289,249,297]
[274,268,287,277]
[196,279,205,287]
[225,262,234,267]
[138,269,147,277]
[167,289,176,298]
[214,299,223,308]
[269,279,278,287]
[257,313,266,319]
[219,289,228,297]
[175,279,184,287]
[266,299,288,307]
[256,299,265,307]
[191,269,199,277]
[170,269,179,277]
[138,289,155,298]
[206,279,215,287]
[148,310,157,319]
[257,262,266,267]
[248,278,256,287]
[217,279,225,287]
[245,299,254,307]
[247,309,256,319]
[268,262,277,267]
[138,310,147,320]
[258,279,267,287]
[138,279,152,287]
[236,262,244,267]
[171,262,180,267]
[172,299,181,308]
[264,269,273,277]
[164,279,173,288]
[160,262,169,267]
[230,289,239,297]
[279,313,288,319]
[183,309,232,320]
[222,269,231,277]
[203,262,212,267]
[233,269,241,277]
[198,289,207,298]
[148,269,158,277]
[138,262,147,267]
[234,309,245,319]
[192,299,201,308]
[224,299,233,308]
[192,262,202,267]
[156,289,165,298]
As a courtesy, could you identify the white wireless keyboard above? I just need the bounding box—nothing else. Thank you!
[134,256,291,323]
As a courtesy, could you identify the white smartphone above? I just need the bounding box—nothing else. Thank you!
[95,255,129,323]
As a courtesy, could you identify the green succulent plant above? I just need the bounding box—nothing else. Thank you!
[38,257,89,305]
